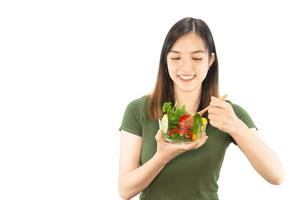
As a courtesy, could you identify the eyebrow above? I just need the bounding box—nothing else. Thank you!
[169,50,206,54]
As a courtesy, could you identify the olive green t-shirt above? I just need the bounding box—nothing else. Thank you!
[120,96,257,200]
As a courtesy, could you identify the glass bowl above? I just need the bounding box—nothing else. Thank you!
[159,113,207,143]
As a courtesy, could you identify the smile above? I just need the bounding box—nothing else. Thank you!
[178,74,195,81]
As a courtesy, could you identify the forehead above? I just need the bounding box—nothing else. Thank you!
[170,32,206,53]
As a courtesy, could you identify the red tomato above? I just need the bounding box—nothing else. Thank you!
[178,123,192,130]
[179,114,191,123]
[168,128,180,136]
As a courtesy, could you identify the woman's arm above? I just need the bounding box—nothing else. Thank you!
[208,97,284,185]
[118,130,208,199]
[118,131,166,200]
[230,123,284,185]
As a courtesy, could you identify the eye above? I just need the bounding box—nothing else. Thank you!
[171,57,180,60]
[193,58,203,61]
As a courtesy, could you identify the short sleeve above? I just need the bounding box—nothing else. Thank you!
[231,103,257,130]
[227,101,258,145]
[119,98,143,137]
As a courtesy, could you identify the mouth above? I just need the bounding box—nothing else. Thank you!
[178,74,195,81]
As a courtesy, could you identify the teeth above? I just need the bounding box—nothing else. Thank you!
[179,75,194,80]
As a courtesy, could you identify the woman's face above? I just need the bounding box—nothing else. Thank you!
[167,32,215,93]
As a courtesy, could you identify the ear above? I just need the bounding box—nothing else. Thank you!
[208,53,215,68]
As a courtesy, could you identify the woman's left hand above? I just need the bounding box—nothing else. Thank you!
[207,96,243,136]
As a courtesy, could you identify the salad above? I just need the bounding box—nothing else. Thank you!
[159,102,207,143]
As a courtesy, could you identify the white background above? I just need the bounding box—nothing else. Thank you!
[1,0,299,199]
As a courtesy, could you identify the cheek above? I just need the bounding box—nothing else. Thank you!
[167,61,178,75]
[167,67,177,80]
[196,64,209,74]
[195,64,209,81]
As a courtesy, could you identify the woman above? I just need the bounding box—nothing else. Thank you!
[118,17,284,200]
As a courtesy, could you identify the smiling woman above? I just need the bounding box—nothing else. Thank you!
[166,32,215,110]
[118,17,284,200]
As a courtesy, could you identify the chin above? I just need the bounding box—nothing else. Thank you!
[177,85,200,93]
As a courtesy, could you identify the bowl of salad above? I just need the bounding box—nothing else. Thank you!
[158,102,208,143]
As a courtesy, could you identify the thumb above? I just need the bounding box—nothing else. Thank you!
[200,135,208,143]
[155,129,163,141]
[193,135,209,149]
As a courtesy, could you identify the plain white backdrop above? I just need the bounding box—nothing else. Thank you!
[1,0,299,199]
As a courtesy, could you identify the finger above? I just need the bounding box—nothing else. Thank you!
[211,96,228,105]
[200,135,208,143]
[184,134,209,150]
[180,139,200,150]
[208,106,224,115]
[210,101,227,109]
[207,111,226,121]
[208,113,222,121]
[155,129,163,141]
[211,96,226,102]
[211,96,223,104]
[194,135,208,149]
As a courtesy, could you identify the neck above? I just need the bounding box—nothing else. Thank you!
[174,87,201,114]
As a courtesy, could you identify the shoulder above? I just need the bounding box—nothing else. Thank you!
[128,95,148,106]
[226,100,248,117]
[124,95,150,119]
[120,96,149,136]
[226,99,257,129]
[126,95,148,111]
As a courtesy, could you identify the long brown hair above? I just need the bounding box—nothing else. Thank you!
[148,17,220,120]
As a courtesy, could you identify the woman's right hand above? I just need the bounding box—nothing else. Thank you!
[154,129,208,164]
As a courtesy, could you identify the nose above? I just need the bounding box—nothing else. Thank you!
[180,57,193,71]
